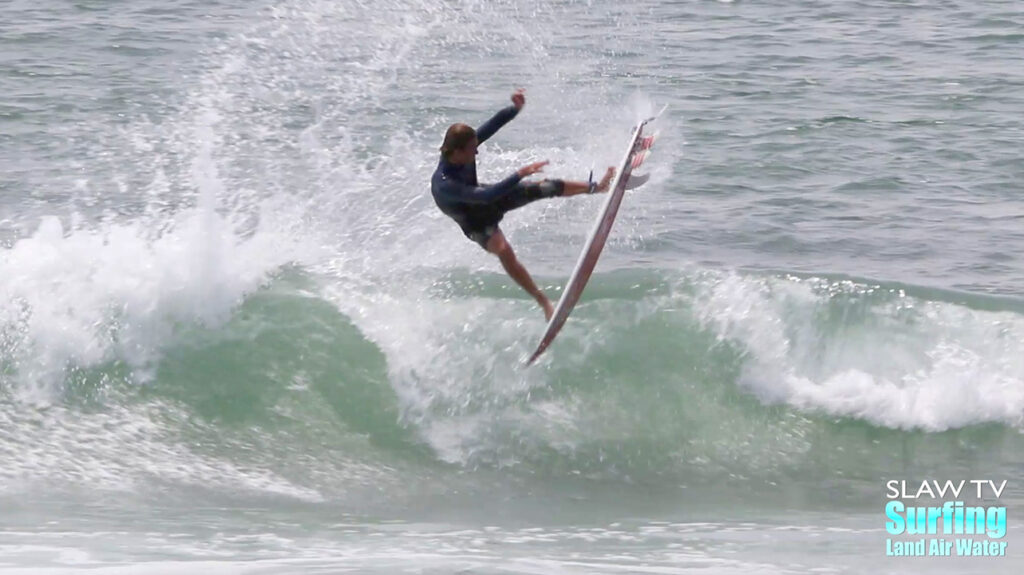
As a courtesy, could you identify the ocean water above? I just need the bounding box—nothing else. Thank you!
[2,0,1023,572]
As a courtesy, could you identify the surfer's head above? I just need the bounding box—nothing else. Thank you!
[441,123,478,164]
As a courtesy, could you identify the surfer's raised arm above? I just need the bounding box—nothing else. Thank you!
[475,89,526,144]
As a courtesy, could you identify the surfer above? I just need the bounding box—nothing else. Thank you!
[431,89,615,320]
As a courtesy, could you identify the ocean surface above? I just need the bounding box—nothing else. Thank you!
[2,0,1023,573]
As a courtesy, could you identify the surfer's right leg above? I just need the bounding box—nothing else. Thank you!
[484,228,554,321]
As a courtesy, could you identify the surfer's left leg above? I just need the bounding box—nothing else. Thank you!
[559,167,615,196]
[484,228,553,321]
[493,180,565,213]
[494,168,617,215]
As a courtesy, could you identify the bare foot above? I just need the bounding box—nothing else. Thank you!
[596,166,616,192]
[539,296,554,322]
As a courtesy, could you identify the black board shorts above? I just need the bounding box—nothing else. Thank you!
[461,179,565,251]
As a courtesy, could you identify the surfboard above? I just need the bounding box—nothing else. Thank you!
[525,116,659,365]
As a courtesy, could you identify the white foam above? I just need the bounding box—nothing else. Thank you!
[0,398,323,500]
[0,203,299,400]
[693,272,1024,430]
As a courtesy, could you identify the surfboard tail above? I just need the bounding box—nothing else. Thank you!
[639,133,658,151]
[631,151,650,170]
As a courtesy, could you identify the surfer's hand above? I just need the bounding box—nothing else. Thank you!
[517,160,548,178]
[596,166,615,193]
[511,89,525,110]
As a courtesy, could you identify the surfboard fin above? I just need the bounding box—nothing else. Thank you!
[624,173,650,190]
